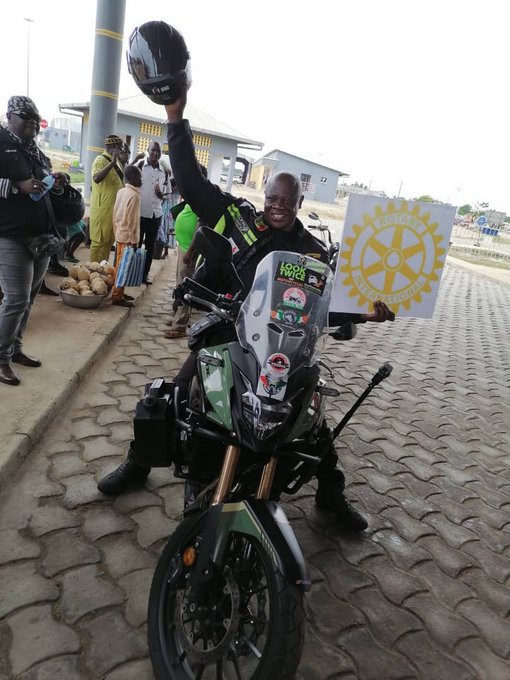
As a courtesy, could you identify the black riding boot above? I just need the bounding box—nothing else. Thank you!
[315,444,368,532]
[97,441,151,496]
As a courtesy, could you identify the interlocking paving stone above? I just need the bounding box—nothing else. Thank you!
[296,630,355,679]
[17,655,81,680]
[81,505,133,541]
[80,435,124,462]
[61,474,105,509]
[98,534,157,579]
[118,568,153,627]
[0,562,59,618]
[79,610,147,677]
[7,605,80,675]
[29,503,81,536]
[461,540,510,584]
[404,591,478,652]
[380,507,436,543]
[395,630,477,680]
[311,551,374,597]
[416,535,475,578]
[112,488,162,514]
[305,583,364,644]
[40,529,101,577]
[349,586,422,646]
[457,599,510,658]
[371,529,432,570]
[71,417,105,441]
[0,529,40,564]
[455,638,510,680]
[103,658,153,680]
[458,567,510,618]
[58,565,125,624]
[336,627,415,680]
[48,452,88,480]
[131,506,177,548]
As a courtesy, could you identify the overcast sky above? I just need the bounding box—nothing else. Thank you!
[1,0,507,212]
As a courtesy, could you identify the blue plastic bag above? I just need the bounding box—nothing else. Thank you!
[125,248,146,287]
[115,246,135,287]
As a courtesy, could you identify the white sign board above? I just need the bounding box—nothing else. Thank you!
[330,195,456,317]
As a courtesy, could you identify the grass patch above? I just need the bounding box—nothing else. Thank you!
[450,253,510,270]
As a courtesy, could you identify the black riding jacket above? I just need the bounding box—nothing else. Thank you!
[0,126,51,239]
[167,120,363,326]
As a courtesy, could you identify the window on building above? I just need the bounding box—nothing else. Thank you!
[320,176,328,183]
[301,173,312,191]
[139,122,163,136]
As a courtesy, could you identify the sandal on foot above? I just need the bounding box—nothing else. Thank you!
[164,328,187,339]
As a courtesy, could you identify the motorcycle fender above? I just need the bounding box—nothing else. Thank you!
[191,500,311,592]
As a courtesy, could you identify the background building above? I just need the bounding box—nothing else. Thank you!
[249,149,348,203]
[60,94,262,193]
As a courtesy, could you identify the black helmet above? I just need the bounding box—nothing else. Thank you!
[127,21,191,105]
[51,185,85,230]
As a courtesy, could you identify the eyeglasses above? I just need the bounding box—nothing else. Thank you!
[13,111,41,122]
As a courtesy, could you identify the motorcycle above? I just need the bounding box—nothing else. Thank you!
[307,211,339,269]
[139,228,392,679]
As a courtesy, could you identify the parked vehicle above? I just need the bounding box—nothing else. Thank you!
[141,228,392,679]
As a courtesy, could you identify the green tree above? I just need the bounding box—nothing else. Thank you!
[413,195,436,203]
[458,204,472,215]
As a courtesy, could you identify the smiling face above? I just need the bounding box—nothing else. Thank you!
[7,111,40,141]
[148,141,161,166]
[263,173,304,231]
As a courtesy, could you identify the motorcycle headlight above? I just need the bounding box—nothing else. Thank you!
[242,391,292,439]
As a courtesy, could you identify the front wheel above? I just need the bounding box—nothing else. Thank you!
[148,512,305,679]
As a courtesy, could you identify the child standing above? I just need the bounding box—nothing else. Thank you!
[111,165,142,308]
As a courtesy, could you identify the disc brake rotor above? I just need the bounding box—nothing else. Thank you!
[175,568,240,665]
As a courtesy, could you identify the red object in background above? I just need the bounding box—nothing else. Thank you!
[40,119,48,129]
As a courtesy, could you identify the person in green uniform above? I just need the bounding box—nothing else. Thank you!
[89,134,124,263]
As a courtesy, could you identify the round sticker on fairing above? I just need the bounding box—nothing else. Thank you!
[267,352,290,375]
[283,287,306,310]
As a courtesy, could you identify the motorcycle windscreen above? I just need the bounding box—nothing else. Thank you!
[236,251,332,400]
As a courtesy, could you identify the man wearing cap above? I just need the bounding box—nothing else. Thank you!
[89,134,124,263]
[0,96,52,386]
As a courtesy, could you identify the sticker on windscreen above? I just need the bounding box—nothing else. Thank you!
[266,352,290,376]
[283,287,306,309]
[271,308,309,326]
[274,261,326,295]
[257,372,288,401]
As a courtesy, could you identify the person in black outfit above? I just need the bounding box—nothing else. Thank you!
[98,93,394,531]
[0,96,53,385]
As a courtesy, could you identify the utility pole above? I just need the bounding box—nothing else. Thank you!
[24,18,34,97]
[84,0,126,199]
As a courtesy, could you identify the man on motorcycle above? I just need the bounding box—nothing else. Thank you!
[97,92,394,531]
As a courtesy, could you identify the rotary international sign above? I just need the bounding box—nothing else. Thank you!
[330,195,456,317]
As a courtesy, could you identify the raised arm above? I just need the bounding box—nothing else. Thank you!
[165,93,230,228]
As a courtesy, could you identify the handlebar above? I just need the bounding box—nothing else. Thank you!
[181,277,239,321]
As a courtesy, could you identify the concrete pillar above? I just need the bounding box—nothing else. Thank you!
[84,0,126,199]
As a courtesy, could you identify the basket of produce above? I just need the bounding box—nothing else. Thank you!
[59,262,115,309]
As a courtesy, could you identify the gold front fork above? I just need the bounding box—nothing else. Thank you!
[256,457,277,500]
[211,445,240,506]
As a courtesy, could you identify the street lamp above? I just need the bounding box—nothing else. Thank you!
[24,18,34,97]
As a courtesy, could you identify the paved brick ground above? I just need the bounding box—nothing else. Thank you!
[0,261,509,679]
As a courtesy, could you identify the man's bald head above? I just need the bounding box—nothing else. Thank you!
[263,172,304,232]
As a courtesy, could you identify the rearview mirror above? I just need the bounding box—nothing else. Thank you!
[194,226,232,265]
[308,212,319,220]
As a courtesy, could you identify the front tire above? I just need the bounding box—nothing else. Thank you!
[148,512,305,679]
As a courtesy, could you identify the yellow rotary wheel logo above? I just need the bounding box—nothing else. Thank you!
[340,200,445,313]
